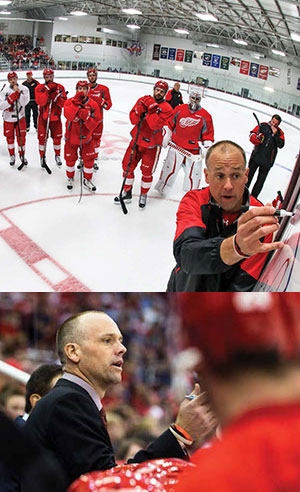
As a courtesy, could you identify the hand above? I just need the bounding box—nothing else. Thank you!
[271,125,278,135]
[45,81,57,93]
[73,91,85,105]
[78,108,91,121]
[235,203,284,257]
[175,383,218,447]
[7,91,20,104]
[140,95,156,108]
[49,88,60,100]
[257,132,264,142]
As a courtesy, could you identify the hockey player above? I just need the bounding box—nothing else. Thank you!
[0,71,30,167]
[155,88,214,196]
[87,67,112,170]
[35,68,67,169]
[63,80,101,192]
[22,71,39,132]
[114,80,173,209]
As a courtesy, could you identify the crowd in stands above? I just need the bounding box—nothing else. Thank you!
[0,293,182,461]
[0,35,55,70]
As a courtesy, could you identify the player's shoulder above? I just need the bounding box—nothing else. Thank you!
[181,186,210,206]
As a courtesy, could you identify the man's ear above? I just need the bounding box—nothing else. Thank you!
[204,168,209,185]
[64,343,81,364]
[245,167,249,183]
[30,393,41,410]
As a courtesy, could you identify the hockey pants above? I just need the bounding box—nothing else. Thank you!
[155,146,202,195]
[122,141,161,195]
[38,116,62,158]
[4,118,26,157]
[92,120,103,159]
[65,140,96,180]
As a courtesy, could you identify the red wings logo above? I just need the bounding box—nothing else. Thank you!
[179,117,201,128]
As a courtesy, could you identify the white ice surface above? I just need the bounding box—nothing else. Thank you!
[0,74,298,292]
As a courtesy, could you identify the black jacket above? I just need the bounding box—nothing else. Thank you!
[22,79,39,101]
[24,378,186,488]
[250,122,285,167]
[167,186,272,292]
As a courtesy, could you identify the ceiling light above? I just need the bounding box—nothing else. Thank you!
[0,1,11,5]
[70,11,87,16]
[122,8,142,15]
[0,9,10,14]
[291,32,300,42]
[195,13,218,22]
[207,43,219,48]
[233,39,248,46]
[126,24,140,29]
[272,49,285,56]
[175,65,184,70]
[264,86,274,92]
[58,17,68,20]
[174,28,189,35]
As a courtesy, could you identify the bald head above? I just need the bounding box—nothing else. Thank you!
[56,311,112,366]
[206,140,246,169]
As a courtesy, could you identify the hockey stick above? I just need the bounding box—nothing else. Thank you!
[167,140,203,161]
[252,112,265,144]
[15,99,27,171]
[78,119,84,203]
[253,112,261,128]
[118,112,146,215]
[41,99,53,175]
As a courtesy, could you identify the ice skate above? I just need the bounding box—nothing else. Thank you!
[83,178,96,192]
[67,178,74,190]
[55,155,62,167]
[93,160,99,171]
[9,155,16,166]
[138,194,147,210]
[114,189,132,204]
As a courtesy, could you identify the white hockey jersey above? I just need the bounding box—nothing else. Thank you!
[0,84,30,122]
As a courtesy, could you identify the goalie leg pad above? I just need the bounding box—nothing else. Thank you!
[155,146,184,194]
[183,157,203,191]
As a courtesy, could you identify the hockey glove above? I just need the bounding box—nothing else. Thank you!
[78,108,91,121]
[45,81,57,93]
[73,91,85,105]
[7,91,20,104]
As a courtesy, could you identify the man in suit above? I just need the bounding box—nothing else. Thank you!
[24,311,214,489]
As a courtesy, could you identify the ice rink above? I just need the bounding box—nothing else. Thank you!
[0,71,299,292]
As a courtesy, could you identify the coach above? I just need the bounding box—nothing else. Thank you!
[24,311,214,489]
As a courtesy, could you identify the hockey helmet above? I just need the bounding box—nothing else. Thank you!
[43,68,54,77]
[189,87,202,111]
[76,80,89,90]
[7,72,18,80]
[26,71,33,76]
[154,80,169,93]
[176,293,300,369]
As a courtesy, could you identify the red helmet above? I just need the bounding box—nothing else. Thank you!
[154,80,168,92]
[26,71,33,76]
[87,68,97,76]
[176,293,300,368]
[7,72,17,80]
[76,80,89,90]
[43,68,54,77]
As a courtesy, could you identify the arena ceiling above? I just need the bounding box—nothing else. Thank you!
[3,0,300,64]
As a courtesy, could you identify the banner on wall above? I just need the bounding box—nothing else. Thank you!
[152,44,161,60]
[168,48,176,60]
[297,77,300,90]
[202,52,212,66]
[249,62,259,78]
[287,63,292,85]
[220,56,230,70]
[184,50,193,63]
[269,66,280,77]
[160,46,168,59]
[230,57,241,67]
[240,60,250,75]
[212,54,221,68]
[258,65,268,80]
[176,49,185,61]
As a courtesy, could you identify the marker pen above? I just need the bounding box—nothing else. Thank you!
[273,209,294,218]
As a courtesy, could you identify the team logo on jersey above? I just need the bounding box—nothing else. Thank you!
[179,117,201,128]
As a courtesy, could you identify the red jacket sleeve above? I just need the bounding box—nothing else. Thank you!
[103,86,112,111]
[201,110,214,143]
[63,98,79,121]
[55,84,67,109]
[84,101,101,132]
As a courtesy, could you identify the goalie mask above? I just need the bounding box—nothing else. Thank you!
[189,88,202,112]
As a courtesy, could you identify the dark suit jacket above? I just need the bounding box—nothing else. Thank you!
[24,378,185,488]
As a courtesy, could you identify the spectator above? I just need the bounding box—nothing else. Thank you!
[0,385,25,420]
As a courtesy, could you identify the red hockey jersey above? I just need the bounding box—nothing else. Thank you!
[130,98,173,148]
[64,96,101,145]
[169,104,214,151]
[35,82,67,121]
[88,83,112,124]
[175,402,300,492]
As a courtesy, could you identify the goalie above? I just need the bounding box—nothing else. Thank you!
[155,88,214,196]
